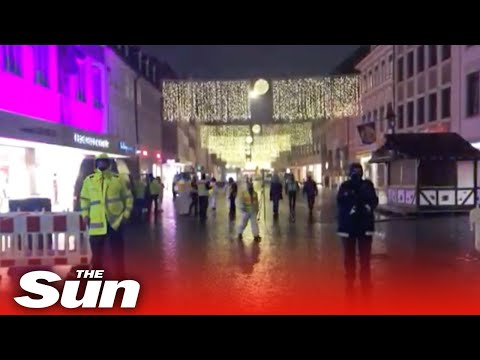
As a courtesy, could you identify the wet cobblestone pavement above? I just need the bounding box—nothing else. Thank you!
[3,189,480,314]
[118,189,480,314]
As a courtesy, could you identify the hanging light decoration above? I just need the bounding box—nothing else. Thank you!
[163,80,251,122]
[199,123,313,167]
[163,76,359,123]
[272,75,361,121]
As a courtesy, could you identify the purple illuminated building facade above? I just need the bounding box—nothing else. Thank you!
[0,45,108,134]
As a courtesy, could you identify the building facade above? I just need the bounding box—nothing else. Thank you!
[456,45,480,146]
[112,46,164,177]
[0,45,130,212]
[393,45,454,135]
[105,46,138,172]
[352,45,394,202]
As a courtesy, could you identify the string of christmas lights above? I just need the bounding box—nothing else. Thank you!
[199,124,313,166]
[163,80,251,122]
[272,76,361,121]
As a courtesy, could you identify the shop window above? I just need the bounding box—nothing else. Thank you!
[418,160,456,187]
[389,160,416,186]
[375,163,386,188]
[33,45,49,87]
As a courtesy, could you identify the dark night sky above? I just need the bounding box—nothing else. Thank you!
[140,45,360,79]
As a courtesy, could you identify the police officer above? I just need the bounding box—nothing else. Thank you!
[133,176,147,223]
[80,153,133,278]
[337,163,378,293]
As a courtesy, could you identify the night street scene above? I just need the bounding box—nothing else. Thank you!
[2,45,480,315]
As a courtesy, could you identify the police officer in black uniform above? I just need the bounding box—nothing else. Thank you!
[337,163,378,294]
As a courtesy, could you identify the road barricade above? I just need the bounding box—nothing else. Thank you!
[0,212,91,269]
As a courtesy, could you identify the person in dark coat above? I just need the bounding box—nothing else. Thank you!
[285,174,299,220]
[337,163,378,292]
[303,174,318,217]
[227,177,238,218]
[269,174,283,219]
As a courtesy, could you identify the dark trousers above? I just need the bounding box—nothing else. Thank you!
[342,235,373,285]
[229,196,236,214]
[90,223,125,278]
[288,191,296,213]
[272,198,280,215]
[133,198,145,223]
[307,195,315,213]
[189,195,198,216]
[199,196,208,220]
[150,195,159,215]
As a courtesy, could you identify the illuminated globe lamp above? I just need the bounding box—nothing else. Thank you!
[245,135,253,145]
[252,124,261,135]
[249,79,270,99]
[253,79,269,95]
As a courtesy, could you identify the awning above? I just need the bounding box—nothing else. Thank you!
[369,133,480,164]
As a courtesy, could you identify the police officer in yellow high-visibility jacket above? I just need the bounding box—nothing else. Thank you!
[80,153,133,278]
[237,179,261,242]
[133,178,147,223]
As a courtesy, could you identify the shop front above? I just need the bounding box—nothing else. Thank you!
[136,146,163,178]
[370,133,480,213]
[0,112,129,212]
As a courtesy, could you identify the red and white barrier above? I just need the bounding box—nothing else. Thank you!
[0,212,91,269]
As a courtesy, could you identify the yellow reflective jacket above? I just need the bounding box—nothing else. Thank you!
[134,180,147,200]
[197,180,209,197]
[80,169,133,236]
[149,179,161,195]
[240,189,259,214]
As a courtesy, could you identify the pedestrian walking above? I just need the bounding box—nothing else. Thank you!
[237,179,261,242]
[189,176,199,216]
[209,177,219,211]
[286,174,299,222]
[270,174,283,220]
[226,177,238,218]
[197,173,211,222]
[303,174,318,218]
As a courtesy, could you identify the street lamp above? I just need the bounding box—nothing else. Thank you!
[386,103,396,135]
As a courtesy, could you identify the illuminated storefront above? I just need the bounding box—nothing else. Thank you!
[0,121,128,213]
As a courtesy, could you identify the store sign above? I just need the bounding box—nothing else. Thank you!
[421,123,450,133]
[119,141,136,154]
[73,133,110,149]
[21,127,57,137]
